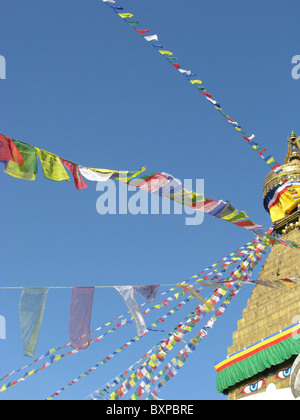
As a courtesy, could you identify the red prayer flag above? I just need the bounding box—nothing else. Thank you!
[136,29,150,34]
[134,173,169,192]
[0,134,24,164]
[234,220,256,228]
[60,158,88,190]
[201,92,212,98]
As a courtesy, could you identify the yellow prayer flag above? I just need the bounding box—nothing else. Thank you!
[190,80,202,85]
[222,209,238,221]
[118,13,134,18]
[110,392,117,400]
[178,283,214,311]
[35,148,70,182]
[158,50,173,55]
[5,160,36,181]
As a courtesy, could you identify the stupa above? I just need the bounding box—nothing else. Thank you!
[215,132,300,400]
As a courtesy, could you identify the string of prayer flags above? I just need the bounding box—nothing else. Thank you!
[114,286,147,337]
[129,170,265,237]
[10,245,263,398]
[264,233,300,250]
[15,243,259,388]
[108,283,245,401]
[2,246,247,393]
[35,148,70,182]
[101,248,263,401]
[0,132,267,238]
[146,285,243,401]
[101,1,284,178]
[0,134,24,165]
[3,245,260,393]
[47,285,210,400]
[105,297,215,401]
[4,140,38,181]
[133,284,160,303]
[69,287,95,350]
[216,275,300,289]
[55,258,255,401]
[2,249,252,395]
[19,288,49,358]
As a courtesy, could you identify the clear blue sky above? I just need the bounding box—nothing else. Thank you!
[1,0,299,400]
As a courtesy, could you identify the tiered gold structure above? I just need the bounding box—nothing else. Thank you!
[226,132,300,399]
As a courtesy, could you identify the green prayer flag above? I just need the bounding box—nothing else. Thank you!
[5,140,37,181]
[19,288,49,358]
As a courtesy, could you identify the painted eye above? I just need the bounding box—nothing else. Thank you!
[240,379,267,395]
[275,367,292,380]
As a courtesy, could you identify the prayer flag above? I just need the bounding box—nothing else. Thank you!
[178,284,214,311]
[5,140,37,181]
[19,288,49,357]
[114,286,147,336]
[118,13,134,18]
[60,158,88,190]
[0,134,24,164]
[158,50,173,56]
[144,35,158,42]
[129,173,169,192]
[69,287,95,350]
[136,29,150,34]
[133,284,160,303]
[78,166,115,182]
[178,69,192,75]
[36,148,70,182]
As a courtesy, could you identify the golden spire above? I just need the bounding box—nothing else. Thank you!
[284,131,300,164]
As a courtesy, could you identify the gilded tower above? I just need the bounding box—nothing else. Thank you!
[215,132,300,400]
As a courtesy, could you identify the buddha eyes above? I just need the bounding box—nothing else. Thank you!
[239,379,267,395]
[237,365,292,397]
[275,366,292,380]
